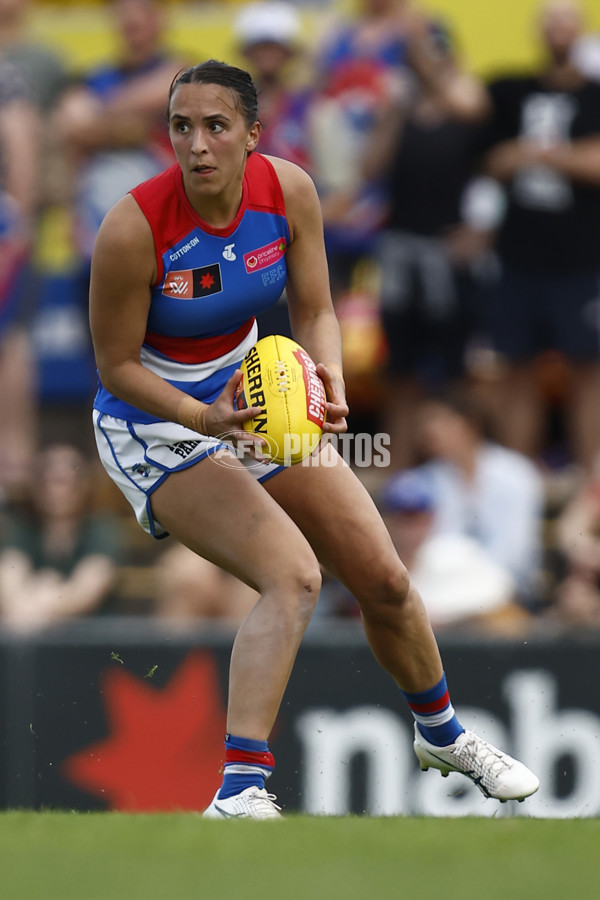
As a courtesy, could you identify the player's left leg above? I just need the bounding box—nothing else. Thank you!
[265,440,540,802]
[265,439,443,691]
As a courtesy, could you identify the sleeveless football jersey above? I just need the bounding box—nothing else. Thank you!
[93,152,290,423]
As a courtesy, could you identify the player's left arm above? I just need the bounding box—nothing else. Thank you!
[270,156,348,434]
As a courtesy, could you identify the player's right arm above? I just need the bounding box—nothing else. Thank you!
[89,195,260,438]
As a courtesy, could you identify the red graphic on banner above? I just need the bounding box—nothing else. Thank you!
[62,652,226,811]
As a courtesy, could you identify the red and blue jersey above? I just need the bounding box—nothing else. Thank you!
[93,152,290,423]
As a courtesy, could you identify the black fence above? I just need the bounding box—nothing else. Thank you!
[1,618,598,817]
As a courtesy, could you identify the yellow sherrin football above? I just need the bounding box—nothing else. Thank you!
[235,334,326,465]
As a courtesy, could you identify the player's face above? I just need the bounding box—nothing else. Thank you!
[169,82,260,205]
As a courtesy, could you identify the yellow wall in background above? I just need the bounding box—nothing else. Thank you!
[27,0,600,78]
[28,5,242,74]
[428,0,600,76]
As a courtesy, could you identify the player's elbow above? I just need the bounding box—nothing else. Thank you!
[95,356,138,400]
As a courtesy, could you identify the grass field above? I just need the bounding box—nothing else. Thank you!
[0,813,596,900]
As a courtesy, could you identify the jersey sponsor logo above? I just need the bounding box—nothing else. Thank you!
[222,243,236,261]
[169,236,200,261]
[162,264,223,299]
[243,238,287,274]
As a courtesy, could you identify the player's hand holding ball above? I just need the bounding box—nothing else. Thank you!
[197,368,266,452]
[234,335,337,465]
[316,361,348,434]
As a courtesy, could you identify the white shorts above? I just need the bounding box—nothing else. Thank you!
[93,410,283,538]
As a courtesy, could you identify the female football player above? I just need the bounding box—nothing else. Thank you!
[89,59,539,817]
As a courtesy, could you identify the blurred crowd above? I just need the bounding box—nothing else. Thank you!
[3,0,600,636]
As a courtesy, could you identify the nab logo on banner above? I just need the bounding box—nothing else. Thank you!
[163,264,223,299]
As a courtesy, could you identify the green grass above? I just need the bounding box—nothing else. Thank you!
[0,812,595,900]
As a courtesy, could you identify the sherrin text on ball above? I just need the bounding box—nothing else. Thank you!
[235,334,326,465]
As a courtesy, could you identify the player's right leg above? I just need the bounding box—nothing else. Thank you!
[94,410,322,817]
[151,451,322,737]
[150,450,321,819]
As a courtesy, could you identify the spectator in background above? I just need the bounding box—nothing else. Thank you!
[309,0,422,299]
[481,0,600,474]
[233,1,312,172]
[549,462,600,627]
[0,444,125,631]
[0,0,91,457]
[0,0,69,111]
[0,2,71,491]
[232,1,312,341]
[305,0,450,435]
[43,0,186,448]
[0,0,70,221]
[411,387,546,610]
[153,541,258,627]
[364,16,491,468]
[52,0,185,264]
[380,468,528,634]
[0,56,39,500]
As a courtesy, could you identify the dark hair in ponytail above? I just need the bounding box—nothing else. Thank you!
[167,59,259,126]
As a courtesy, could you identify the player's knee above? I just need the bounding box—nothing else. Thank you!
[295,562,322,617]
[360,559,411,613]
[260,546,320,613]
[279,556,322,621]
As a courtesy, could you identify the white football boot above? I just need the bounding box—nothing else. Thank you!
[203,786,283,820]
[413,724,540,802]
